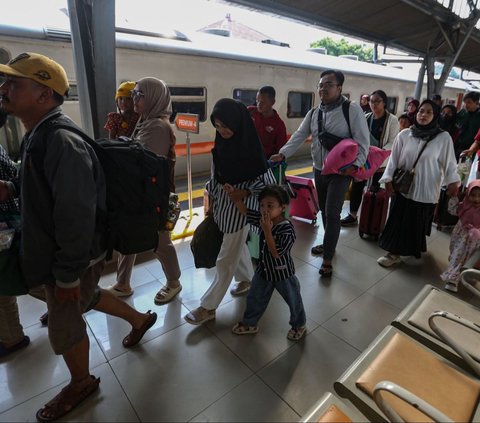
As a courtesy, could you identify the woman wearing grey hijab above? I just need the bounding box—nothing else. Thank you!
[106,77,182,304]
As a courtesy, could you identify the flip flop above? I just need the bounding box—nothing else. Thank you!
[122,311,157,348]
[0,336,30,358]
[36,375,100,422]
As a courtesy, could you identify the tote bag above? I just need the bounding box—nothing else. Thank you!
[190,215,223,269]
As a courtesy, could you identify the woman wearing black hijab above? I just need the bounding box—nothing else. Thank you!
[376,100,460,267]
[185,99,275,325]
[439,104,458,139]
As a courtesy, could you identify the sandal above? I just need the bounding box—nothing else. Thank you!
[287,326,306,341]
[105,285,133,298]
[184,307,216,325]
[36,375,100,422]
[311,244,324,255]
[319,264,333,277]
[122,310,157,348]
[232,322,259,335]
[154,284,182,305]
[39,312,49,326]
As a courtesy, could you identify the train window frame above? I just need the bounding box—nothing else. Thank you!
[168,85,207,123]
[65,83,79,101]
[232,88,257,107]
[386,96,398,114]
[287,91,314,119]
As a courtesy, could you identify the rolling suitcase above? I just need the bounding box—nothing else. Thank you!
[358,187,389,240]
[285,175,320,224]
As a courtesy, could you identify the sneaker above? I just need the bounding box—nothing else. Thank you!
[230,281,251,296]
[377,253,401,267]
[445,282,458,293]
[340,214,358,227]
[184,307,216,325]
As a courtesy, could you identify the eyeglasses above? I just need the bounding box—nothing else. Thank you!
[131,90,144,101]
[317,82,339,90]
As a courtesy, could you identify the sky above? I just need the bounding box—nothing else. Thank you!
[3,0,375,50]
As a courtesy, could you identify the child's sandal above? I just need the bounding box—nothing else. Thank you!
[319,264,333,277]
[232,322,259,335]
[287,326,306,341]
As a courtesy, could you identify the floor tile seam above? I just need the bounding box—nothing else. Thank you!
[186,374,264,422]
[100,360,142,422]
[0,377,68,417]
[314,324,363,355]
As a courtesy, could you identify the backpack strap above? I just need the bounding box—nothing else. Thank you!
[316,99,352,137]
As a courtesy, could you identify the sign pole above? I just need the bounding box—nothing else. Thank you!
[172,113,200,240]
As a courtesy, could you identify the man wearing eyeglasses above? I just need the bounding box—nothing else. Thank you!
[270,69,369,278]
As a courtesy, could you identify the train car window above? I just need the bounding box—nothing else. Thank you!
[287,91,314,118]
[168,86,207,123]
[65,84,79,101]
[386,96,398,114]
[233,89,257,107]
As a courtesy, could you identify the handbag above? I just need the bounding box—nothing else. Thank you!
[190,215,223,269]
[392,140,430,194]
[0,211,28,296]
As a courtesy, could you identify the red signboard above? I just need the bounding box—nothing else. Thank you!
[175,113,199,134]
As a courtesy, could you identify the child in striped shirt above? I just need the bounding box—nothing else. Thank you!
[225,184,306,341]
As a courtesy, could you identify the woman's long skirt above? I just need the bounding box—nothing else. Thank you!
[379,193,435,258]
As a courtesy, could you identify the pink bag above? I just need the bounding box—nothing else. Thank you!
[321,139,358,176]
[321,139,390,181]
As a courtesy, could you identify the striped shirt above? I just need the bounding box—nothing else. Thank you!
[246,209,296,281]
[207,169,276,233]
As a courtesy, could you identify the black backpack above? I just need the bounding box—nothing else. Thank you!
[32,115,170,259]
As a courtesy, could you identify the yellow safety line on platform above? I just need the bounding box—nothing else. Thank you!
[176,166,312,202]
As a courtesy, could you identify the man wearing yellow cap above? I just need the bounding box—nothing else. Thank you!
[0,52,157,422]
[104,80,139,139]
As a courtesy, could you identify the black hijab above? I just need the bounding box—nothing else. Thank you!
[210,98,268,185]
[410,99,443,141]
[438,104,457,136]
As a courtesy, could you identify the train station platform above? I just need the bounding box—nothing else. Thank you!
[1,199,477,422]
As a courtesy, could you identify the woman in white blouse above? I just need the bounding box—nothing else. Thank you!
[377,100,460,267]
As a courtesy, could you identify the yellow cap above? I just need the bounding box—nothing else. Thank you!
[116,81,136,100]
[0,52,69,96]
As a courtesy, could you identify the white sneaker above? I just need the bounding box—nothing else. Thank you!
[377,253,401,268]
[445,282,458,293]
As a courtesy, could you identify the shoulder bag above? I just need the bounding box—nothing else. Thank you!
[392,140,429,194]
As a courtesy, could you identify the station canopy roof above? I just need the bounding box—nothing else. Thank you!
[226,0,480,74]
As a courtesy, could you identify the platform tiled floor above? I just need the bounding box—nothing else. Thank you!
[0,204,473,422]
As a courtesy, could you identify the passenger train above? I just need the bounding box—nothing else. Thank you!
[0,23,475,176]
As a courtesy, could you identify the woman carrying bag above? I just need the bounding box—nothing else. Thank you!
[377,100,460,267]
[185,98,275,325]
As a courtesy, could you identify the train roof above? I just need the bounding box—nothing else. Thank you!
[0,23,474,91]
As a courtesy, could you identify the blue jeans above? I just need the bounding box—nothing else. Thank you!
[243,273,306,329]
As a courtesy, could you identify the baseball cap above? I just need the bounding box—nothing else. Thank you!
[0,52,69,96]
[115,81,136,100]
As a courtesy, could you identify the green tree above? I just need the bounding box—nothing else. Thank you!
[310,37,373,62]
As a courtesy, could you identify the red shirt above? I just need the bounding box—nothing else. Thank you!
[248,106,287,158]
[475,129,480,142]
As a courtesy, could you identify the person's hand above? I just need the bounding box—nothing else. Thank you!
[260,211,273,233]
[223,183,234,193]
[228,189,248,203]
[447,181,460,197]
[55,285,81,302]
[340,165,357,176]
[384,181,394,196]
[460,149,475,158]
[269,153,285,163]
